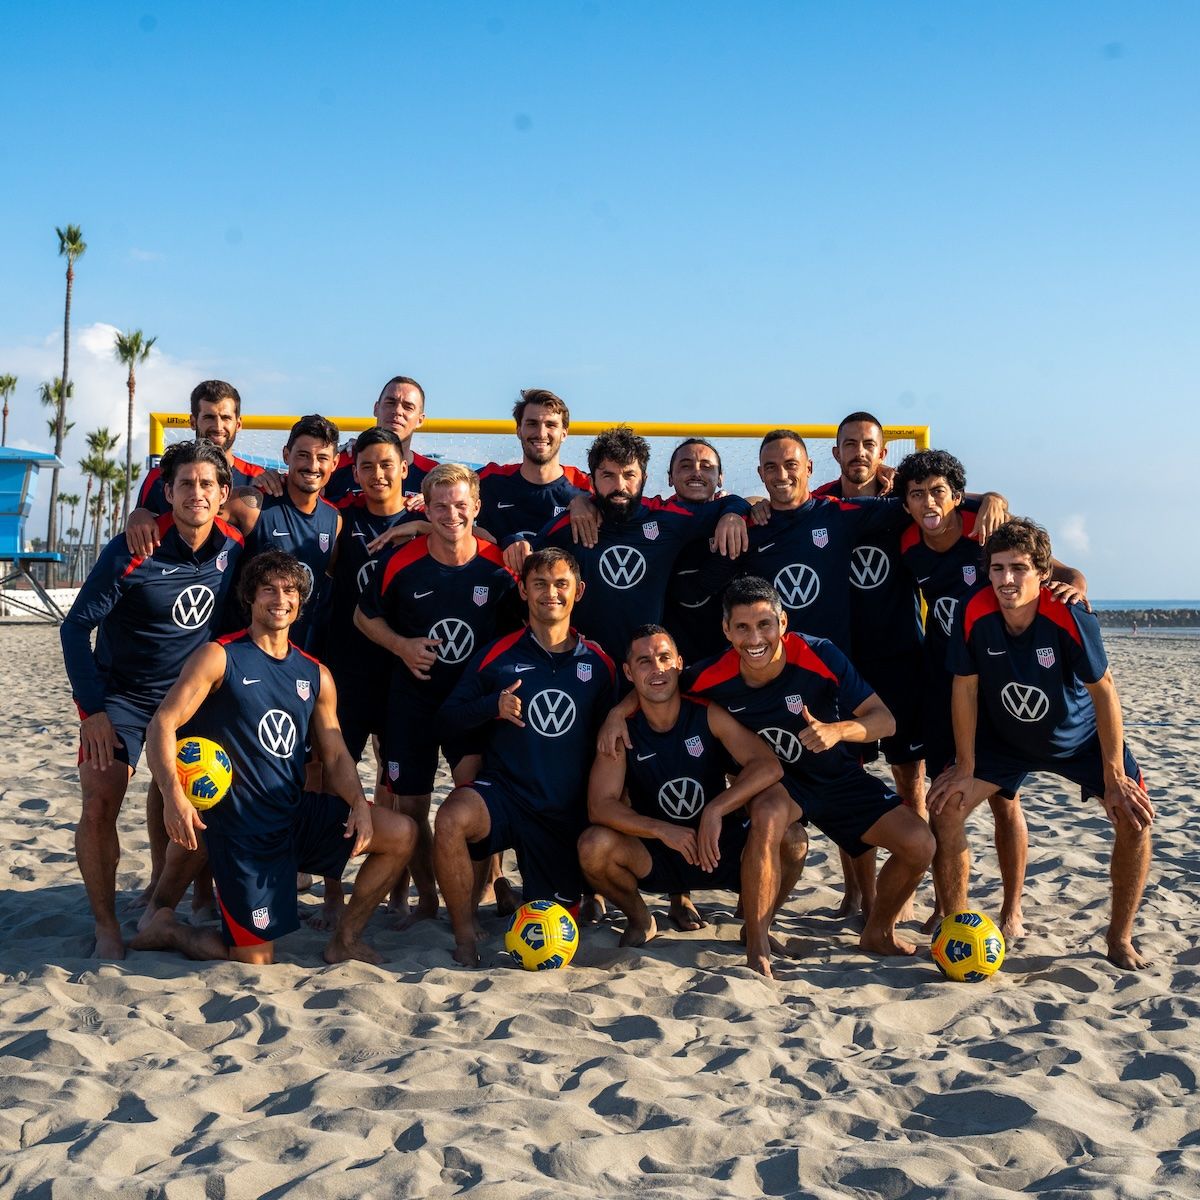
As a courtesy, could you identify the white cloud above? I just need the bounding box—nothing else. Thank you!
[129,247,165,262]
[1057,513,1091,555]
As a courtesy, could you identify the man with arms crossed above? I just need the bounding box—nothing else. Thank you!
[132,550,416,966]
[582,625,808,977]
[928,519,1152,970]
[434,548,616,967]
[60,440,244,957]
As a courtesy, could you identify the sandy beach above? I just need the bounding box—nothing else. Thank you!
[1,623,1196,1199]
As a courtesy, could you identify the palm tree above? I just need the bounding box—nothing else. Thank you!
[113,330,156,524]
[108,463,140,539]
[0,374,16,446]
[83,427,121,557]
[48,225,86,569]
[60,492,82,581]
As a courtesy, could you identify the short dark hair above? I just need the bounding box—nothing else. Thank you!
[160,439,231,491]
[520,546,581,586]
[721,575,784,622]
[668,437,723,477]
[237,550,313,611]
[626,623,675,661]
[190,380,241,419]
[587,425,650,476]
[285,413,339,450]
[836,411,883,439]
[376,375,425,410]
[760,429,808,455]
[984,517,1053,578]
[894,449,967,500]
[354,427,404,458]
[513,388,570,429]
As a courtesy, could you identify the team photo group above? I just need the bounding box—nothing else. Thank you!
[61,376,1155,979]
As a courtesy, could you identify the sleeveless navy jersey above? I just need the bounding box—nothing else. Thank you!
[949,587,1111,759]
[137,455,265,515]
[684,633,874,787]
[624,697,739,829]
[477,462,591,546]
[439,625,616,821]
[812,479,922,660]
[324,494,419,676]
[357,535,520,702]
[61,515,244,715]
[324,441,437,504]
[184,632,322,846]
[240,491,340,651]
[535,494,749,665]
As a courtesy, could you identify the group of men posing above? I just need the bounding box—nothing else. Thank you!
[60,376,1154,978]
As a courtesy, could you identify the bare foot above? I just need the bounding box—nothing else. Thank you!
[859,930,917,956]
[189,904,217,926]
[93,926,126,960]
[129,907,176,951]
[669,897,706,931]
[747,951,774,978]
[618,913,657,948]
[452,941,481,967]
[323,936,381,965]
[397,894,438,930]
[305,898,343,932]
[835,890,863,919]
[738,926,793,957]
[579,894,607,925]
[494,877,518,918]
[999,910,1026,942]
[1107,939,1151,970]
[921,908,944,936]
[897,898,916,923]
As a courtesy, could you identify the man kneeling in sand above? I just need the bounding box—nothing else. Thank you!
[134,550,416,965]
[928,519,1154,970]
[581,625,807,978]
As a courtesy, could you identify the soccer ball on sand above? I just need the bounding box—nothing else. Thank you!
[931,911,1006,982]
[504,900,579,971]
[175,737,233,810]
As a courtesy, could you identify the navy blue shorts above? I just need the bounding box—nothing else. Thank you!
[205,791,356,947]
[639,816,749,894]
[975,733,1145,802]
[782,770,901,859]
[384,691,475,795]
[332,663,390,764]
[857,650,924,766]
[81,692,160,770]
[467,778,585,907]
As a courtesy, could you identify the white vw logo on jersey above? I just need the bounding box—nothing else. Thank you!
[774,563,820,609]
[598,545,647,590]
[430,617,475,664]
[299,561,314,594]
[258,708,298,758]
[527,688,577,737]
[760,726,802,763]
[933,595,958,637]
[850,545,890,590]
[356,559,377,593]
[171,584,216,629]
[658,777,705,820]
[1000,682,1051,723]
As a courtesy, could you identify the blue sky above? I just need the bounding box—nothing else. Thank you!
[2,3,1196,597]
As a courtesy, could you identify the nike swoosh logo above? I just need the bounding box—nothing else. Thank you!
[679,600,709,609]
[414,590,434,599]
[987,649,1006,656]
[271,530,290,538]
[160,567,182,575]
[242,677,261,685]
[757,542,775,552]
[351,530,368,540]
[909,743,922,752]
[728,706,747,713]
[497,503,515,509]
[636,752,656,761]
[918,576,932,584]
[515,665,536,673]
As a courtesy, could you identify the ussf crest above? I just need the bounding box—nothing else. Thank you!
[1036,647,1056,668]
[319,532,330,552]
[251,906,270,930]
[473,586,489,606]
[577,662,592,683]
[685,735,704,758]
[963,564,977,585]
[812,528,829,548]
[216,549,229,573]
[642,521,659,541]
[786,694,804,715]
[296,679,311,701]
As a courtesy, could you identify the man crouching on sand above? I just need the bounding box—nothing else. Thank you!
[133,550,416,965]
[581,625,807,978]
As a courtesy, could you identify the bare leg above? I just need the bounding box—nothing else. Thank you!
[391,792,438,924]
[137,778,167,906]
[931,779,997,917]
[433,787,493,966]
[1107,815,1152,970]
[991,792,1028,940]
[835,847,866,917]
[740,785,803,977]
[190,866,216,924]
[129,906,230,960]
[859,806,936,956]
[76,762,134,959]
[668,893,706,931]
[306,874,345,931]
[137,840,206,932]
[891,761,927,922]
[578,827,656,947]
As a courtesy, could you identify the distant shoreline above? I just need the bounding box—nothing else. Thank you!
[1094,608,1200,629]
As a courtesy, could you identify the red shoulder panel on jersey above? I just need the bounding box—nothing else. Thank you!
[380,536,431,592]
[289,641,324,666]
[479,627,526,672]
[1037,588,1084,645]
[899,524,921,553]
[546,513,572,537]
[137,465,162,506]
[816,494,858,513]
[233,456,266,479]
[563,465,592,490]
[412,451,438,471]
[812,479,841,498]
[335,493,368,511]
[691,647,742,692]
[783,633,839,682]
[962,587,1000,642]
[961,510,978,540]
[478,462,521,480]
[318,495,339,513]
[214,516,245,545]
[476,538,514,575]
[579,635,617,682]
[682,694,712,710]
[218,629,252,646]
[642,496,692,516]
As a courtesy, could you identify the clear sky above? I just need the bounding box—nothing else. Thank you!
[2,3,1196,597]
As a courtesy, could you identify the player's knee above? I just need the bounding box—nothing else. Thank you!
[749,784,793,836]
[434,788,484,842]
[371,807,418,859]
[782,819,809,863]
[577,825,620,876]
[929,804,967,841]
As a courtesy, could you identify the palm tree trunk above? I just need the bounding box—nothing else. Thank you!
[46,262,74,583]
[93,485,104,560]
[124,366,136,524]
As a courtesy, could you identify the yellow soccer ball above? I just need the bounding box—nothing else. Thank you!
[175,737,233,810]
[504,900,579,971]
[931,910,1006,982]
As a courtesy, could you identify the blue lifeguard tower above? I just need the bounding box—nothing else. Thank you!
[0,447,67,622]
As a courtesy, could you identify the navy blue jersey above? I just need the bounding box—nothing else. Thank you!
[663,496,736,665]
[137,455,265,515]
[477,461,592,546]
[184,632,322,847]
[949,587,1111,760]
[324,442,436,504]
[324,494,418,677]
[812,479,922,660]
[240,491,340,652]
[535,494,749,665]
[439,626,616,821]
[684,633,875,786]
[624,697,739,828]
[61,515,244,715]
[357,534,520,702]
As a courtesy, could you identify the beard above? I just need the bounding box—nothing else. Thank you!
[596,487,643,524]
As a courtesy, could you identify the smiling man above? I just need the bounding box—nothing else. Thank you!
[928,519,1153,971]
